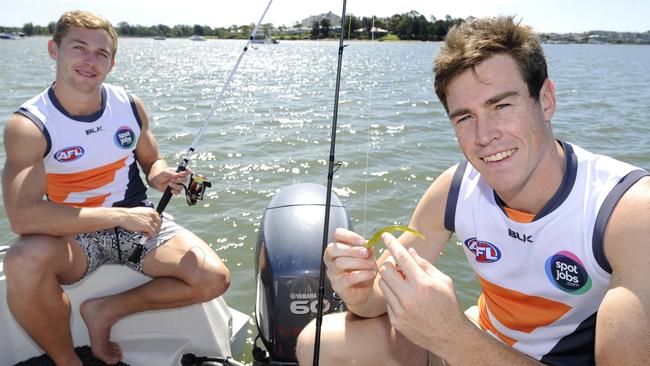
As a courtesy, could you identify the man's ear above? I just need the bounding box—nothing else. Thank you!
[539,78,557,122]
[47,39,58,60]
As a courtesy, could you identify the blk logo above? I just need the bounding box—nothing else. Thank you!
[85,125,103,135]
[508,228,533,243]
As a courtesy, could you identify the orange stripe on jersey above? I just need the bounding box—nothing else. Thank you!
[80,193,112,207]
[46,157,128,206]
[503,206,535,223]
[478,275,572,335]
[477,294,518,346]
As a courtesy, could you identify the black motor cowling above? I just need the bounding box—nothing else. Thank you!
[253,183,351,365]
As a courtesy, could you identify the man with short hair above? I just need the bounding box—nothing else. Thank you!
[296,16,650,365]
[2,10,230,365]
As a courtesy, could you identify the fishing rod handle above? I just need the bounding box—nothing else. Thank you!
[155,165,187,213]
[129,164,188,262]
[155,186,174,214]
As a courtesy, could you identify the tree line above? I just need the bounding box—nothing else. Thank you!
[312,12,465,41]
[1,11,466,41]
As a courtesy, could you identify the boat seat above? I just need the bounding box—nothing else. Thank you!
[0,264,246,366]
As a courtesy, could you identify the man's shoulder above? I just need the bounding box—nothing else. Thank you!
[418,164,463,222]
[604,175,650,269]
[569,141,645,180]
[5,113,42,134]
[430,163,465,193]
[102,83,126,96]
[3,113,48,159]
[15,86,51,111]
[102,83,145,118]
[617,175,650,208]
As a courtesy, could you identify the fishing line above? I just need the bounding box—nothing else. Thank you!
[347,13,353,40]
[313,0,348,364]
[127,0,274,263]
[155,0,274,213]
[362,17,377,238]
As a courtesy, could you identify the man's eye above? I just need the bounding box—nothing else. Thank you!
[456,115,472,124]
[495,103,510,110]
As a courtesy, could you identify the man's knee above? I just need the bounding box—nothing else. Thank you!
[295,318,317,364]
[159,238,232,303]
[4,235,85,287]
[297,312,430,365]
[188,262,230,303]
[3,236,57,280]
[295,312,353,365]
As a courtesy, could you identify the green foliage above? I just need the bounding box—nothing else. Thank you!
[2,13,646,43]
[2,12,467,41]
[308,11,466,41]
[319,18,331,39]
[310,21,320,40]
[22,22,34,36]
[380,34,401,41]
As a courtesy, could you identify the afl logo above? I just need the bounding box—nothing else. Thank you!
[464,237,501,263]
[114,126,135,149]
[54,146,84,162]
[545,251,592,295]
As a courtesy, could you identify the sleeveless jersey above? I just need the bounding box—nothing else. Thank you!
[16,84,149,208]
[444,141,648,365]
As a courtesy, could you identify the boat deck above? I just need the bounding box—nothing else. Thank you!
[0,256,250,365]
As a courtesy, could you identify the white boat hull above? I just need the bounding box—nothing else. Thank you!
[0,261,250,365]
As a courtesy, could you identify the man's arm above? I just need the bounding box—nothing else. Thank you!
[376,164,546,365]
[2,114,159,236]
[596,176,650,365]
[131,95,188,194]
[342,165,456,318]
[403,164,459,262]
[379,233,543,366]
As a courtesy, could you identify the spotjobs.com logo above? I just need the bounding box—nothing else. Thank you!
[545,251,592,295]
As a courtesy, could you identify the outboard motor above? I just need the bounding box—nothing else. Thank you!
[253,183,351,365]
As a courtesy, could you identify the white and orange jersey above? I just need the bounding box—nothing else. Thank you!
[444,141,648,365]
[17,83,149,208]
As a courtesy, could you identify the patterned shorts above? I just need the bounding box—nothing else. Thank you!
[73,213,187,277]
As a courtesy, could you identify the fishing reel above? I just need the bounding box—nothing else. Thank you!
[182,173,212,206]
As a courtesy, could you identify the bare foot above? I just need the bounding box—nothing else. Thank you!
[80,297,123,365]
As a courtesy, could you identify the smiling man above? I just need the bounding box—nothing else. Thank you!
[296,16,650,365]
[2,10,230,365]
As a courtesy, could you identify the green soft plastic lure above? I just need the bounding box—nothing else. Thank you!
[365,225,426,249]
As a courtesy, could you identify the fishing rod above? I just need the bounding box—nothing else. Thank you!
[312,0,348,364]
[128,0,274,263]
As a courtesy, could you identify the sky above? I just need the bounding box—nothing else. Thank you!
[2,0,649,34]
